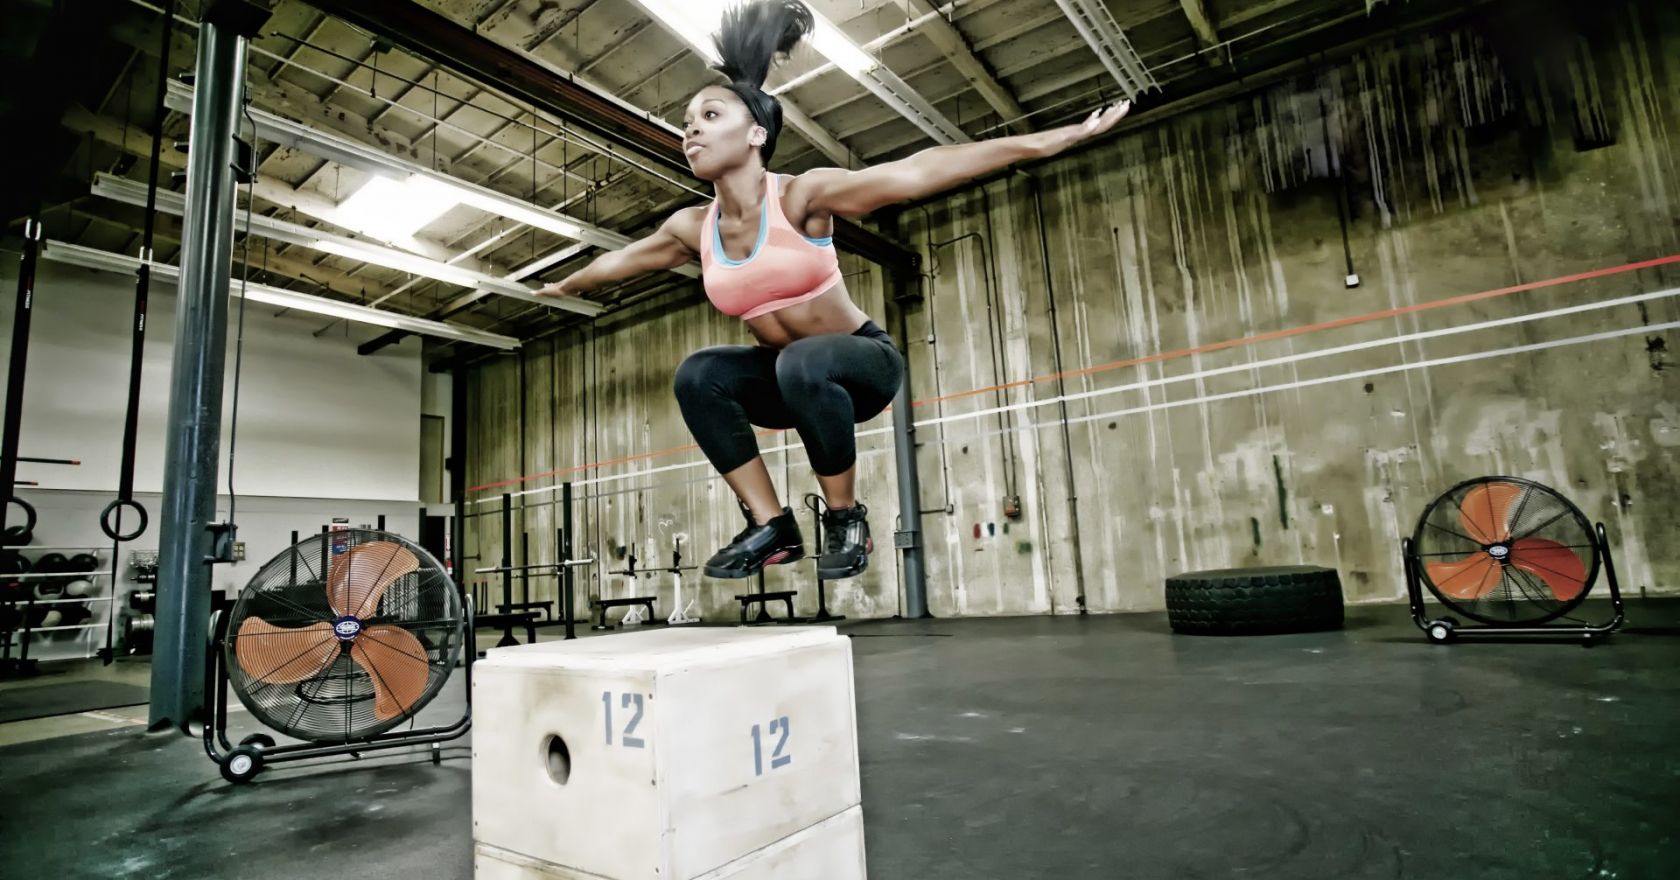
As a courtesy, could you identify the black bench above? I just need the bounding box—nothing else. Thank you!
[475,611,540,648]
[496,600,554,622]
[735,590,797,624]
[591,596,658,630]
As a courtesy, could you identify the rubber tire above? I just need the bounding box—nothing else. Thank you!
[221,746,264,784]
[1165,565,1344,636]
[239,733,277,750]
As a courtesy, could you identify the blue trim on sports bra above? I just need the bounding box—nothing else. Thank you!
[712,198,769,267]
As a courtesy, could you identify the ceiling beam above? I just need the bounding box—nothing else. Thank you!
[165,80,666,269]
[107,16,620,196]
[611,0,863,166]
[41,238,520,349]
[92,171,605,317]
[898,0,1028,133]
[1178,0,1224,64]
[780,103,865,169]
[59,101,526,285]
[796,1,1195,159]
[297,0,919,271]
[305,0,687,177]
[222,174,517,276]
[64,205,388,303]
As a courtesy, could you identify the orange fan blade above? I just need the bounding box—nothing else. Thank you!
[235,618,338,684]
[1510,538,1589,601]
[1425,555,1502,600]
[350,625,431,721]
[1460,482,1522,544]
[328,541,420,619]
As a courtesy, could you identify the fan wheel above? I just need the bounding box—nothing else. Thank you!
[221,745,264,784]
[239,733,277,750]
[1409,477,1599,626]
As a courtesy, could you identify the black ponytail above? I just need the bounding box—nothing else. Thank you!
[710,0,814,163]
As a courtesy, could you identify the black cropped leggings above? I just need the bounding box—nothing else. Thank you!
[674,321,905,477]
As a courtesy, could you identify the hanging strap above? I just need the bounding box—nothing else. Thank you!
[100,0,178,544]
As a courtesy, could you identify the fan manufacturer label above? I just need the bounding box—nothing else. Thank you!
[1488,545,1509,559]
[333,617,363,639]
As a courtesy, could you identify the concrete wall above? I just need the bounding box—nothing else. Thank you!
[2,259,424,659]
[462,253,899,623]
[463,4,1679,619]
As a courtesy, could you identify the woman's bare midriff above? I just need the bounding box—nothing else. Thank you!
[741,285,872,349]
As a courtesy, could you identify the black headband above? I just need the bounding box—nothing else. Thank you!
[725,82,773,129]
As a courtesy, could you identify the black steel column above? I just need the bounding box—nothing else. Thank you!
[450,366,467,593]
[149,2,265,733]
[561,483,577,640]
[888,267,929,619]
[496,493,516,647]
[0,219,42,539]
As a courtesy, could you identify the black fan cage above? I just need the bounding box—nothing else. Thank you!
[1409,476,1600,626]
[225,529,464,742]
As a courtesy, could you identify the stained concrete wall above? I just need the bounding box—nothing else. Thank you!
[464,3,1679,620]
[461,253,900,624]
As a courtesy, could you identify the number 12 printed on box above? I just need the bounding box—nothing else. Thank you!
[602,691,794,778]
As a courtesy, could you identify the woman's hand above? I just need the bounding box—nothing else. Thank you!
[1039,100,1131,157]
[534,277,576,298]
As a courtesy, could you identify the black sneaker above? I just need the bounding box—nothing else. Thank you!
[703,506,805,579]
[817,503,872,580]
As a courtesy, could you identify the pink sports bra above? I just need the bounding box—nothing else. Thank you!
[699,174,843,320]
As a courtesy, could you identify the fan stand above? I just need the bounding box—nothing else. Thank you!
[202,594,477,784]
[1402,522,1628,645]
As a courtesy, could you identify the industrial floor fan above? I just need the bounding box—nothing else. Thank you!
[1402,476,1626,644]
[204,529,473,783]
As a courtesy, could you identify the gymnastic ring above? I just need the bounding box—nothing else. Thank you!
[2,497,37,546]
[100,498,149,542]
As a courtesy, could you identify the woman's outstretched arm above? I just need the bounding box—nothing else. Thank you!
[792,102,1131,218]
[534,207,703,296]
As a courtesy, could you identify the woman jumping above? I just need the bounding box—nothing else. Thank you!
[538,0,1129,581]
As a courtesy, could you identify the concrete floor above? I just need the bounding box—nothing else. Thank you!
[1,601,1677,879]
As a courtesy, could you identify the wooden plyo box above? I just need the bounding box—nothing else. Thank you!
[471,627,864,879]
[474,805,866,879]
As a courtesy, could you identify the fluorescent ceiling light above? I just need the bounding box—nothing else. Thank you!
[163,80,672,266]
[454,190,584,241]
[334,174,461,242]
[39,240,520,350]
[633,0,877,77]
[91,172,604,317]
[310,238,485,288]
[633,0,973,144]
